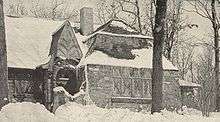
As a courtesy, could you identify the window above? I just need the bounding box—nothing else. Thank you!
[129,68,139,77]
[112,68,151,98]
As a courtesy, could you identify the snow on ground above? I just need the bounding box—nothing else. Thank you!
[53,86,85,99]
[1,102,220,122]
[0,102,61,122]
[55,102,220,122]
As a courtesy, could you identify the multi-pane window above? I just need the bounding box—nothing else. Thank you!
[112,67,151,98]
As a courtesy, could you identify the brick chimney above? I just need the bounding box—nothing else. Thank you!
[80,7,94,36]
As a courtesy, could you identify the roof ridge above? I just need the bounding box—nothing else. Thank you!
[52,20,71,35]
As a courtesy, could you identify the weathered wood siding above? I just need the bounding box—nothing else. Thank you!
[94,34,151,49]
[85,64,180,110]
[8,68,35,102]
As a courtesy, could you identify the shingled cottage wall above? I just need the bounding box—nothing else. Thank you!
[85,64,181,110]
[97,34,149,47]
[83,33,181,110]
[86,34,152,52]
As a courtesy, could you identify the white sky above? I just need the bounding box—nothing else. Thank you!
[183,1,212,40]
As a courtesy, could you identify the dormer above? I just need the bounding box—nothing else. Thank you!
[49,20,83,63]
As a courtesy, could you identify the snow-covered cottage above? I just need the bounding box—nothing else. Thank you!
[76,9,180,110]
[5,7,200,111]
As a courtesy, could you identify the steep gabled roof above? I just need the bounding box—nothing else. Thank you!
[5,16,177,71]
[49,20,83,61]
[5,17,89,69]
[77,20,177,70]
[52,20,68,36]
[81,19,154,60]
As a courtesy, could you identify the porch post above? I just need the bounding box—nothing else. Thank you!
[180,87,184,112]
[43,69,53,111]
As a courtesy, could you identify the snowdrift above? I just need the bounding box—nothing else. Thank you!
[55,102,220,122]
[0,102,60,122]
[1,102,220,122]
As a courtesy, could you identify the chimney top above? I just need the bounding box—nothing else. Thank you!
[80,7,94,36]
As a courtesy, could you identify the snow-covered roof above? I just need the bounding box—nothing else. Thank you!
[93,19,142,35]
[5,16,91,69]
[74,33,90,55]
[5,16,176,71]
[79,48,178,70]
[5,16,65,69]
[110,20,136,33]
[94,31,153,39]
[178,80,201,88]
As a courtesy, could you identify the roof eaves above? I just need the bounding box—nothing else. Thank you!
[178,79,202,88]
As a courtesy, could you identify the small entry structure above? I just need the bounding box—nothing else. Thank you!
[178,79,201,110]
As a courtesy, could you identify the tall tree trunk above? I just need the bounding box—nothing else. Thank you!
[214,27,220,112]
[0,0,9,109]
[211,0,220,112]
[151,0,168,114]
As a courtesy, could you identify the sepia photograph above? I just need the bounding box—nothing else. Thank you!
[0,0,220,121]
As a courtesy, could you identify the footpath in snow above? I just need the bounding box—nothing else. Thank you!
[0,102,220,122]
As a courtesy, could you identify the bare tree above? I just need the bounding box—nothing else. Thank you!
[151,0,168,113]
[0,0,9,109]
[30,0,65,19]
[96,0,121,24]
[6,0,27,17]
[163,0,183,60]
[96,0,150,34]
[97,0,195,61]
[149,0,198,61]
[117,0,143,33]
[195,46,215,116]
[172,41,195,80]
[187,0,220,111]
[12,0,79,21]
